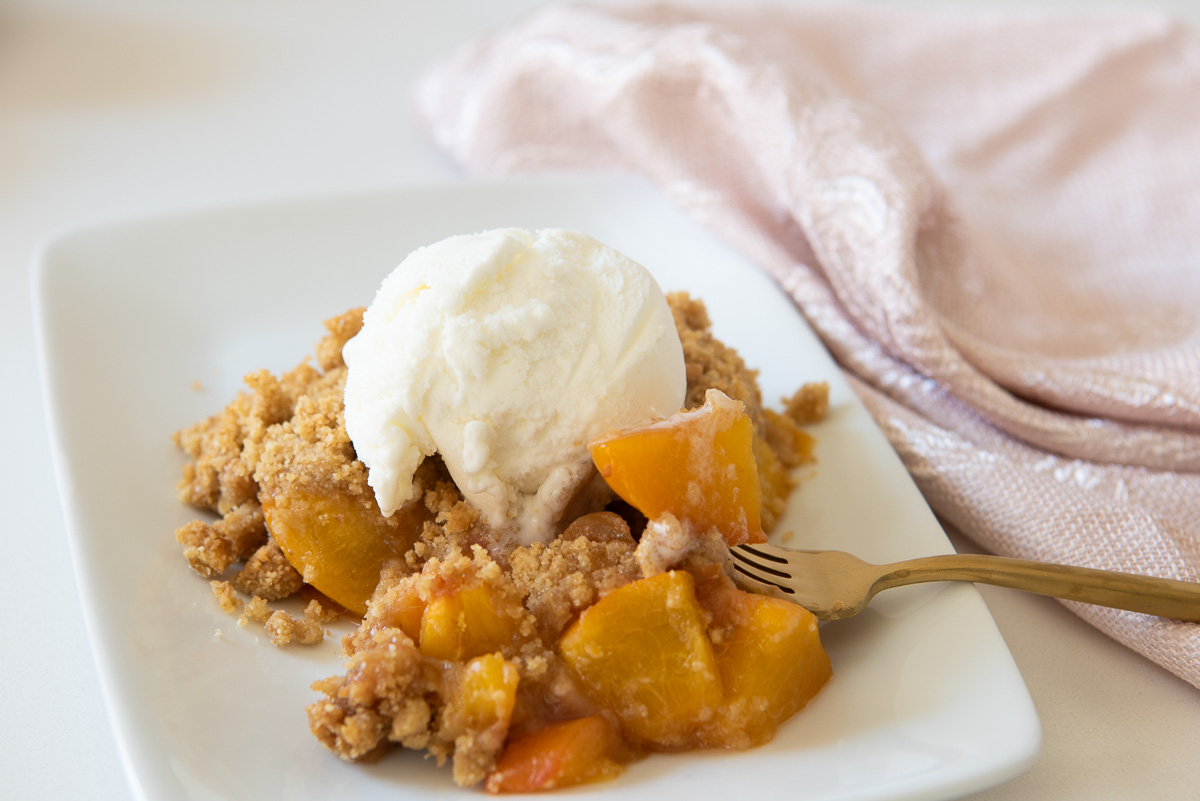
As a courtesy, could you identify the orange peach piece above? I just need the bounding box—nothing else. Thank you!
[588,389,765,546]
[442,653,521,739]
[419,582,524,662]
[485,716,624,794]
[261,489,426,615]
[694,569,831,748]
[559,570,722,748]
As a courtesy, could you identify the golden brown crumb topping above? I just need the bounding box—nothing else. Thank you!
[264,600,335,647]
[508,512,640,640]
[232,540,303,600]
[668,292,767,432]
[783,382,830,426]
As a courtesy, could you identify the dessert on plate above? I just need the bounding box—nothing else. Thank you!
[172,228,832,792]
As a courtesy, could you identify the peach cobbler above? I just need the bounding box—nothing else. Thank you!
[173,229,831,792]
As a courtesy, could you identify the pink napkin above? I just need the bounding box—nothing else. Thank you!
[415,3,1200,688]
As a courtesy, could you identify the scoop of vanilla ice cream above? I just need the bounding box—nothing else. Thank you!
[342,228,686,544]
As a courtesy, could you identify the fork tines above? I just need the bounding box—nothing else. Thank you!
[730,544,796,596]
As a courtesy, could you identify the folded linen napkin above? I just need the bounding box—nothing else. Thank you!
[415,3,1200,688]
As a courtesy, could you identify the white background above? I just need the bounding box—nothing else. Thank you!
[4,1,1198,799]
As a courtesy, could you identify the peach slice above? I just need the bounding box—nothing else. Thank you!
[559,570,722,748]
[711,593,830,745]
[484,716,624,793]
[588,389,765,545]
[419,582,525,662]
[261,488,427,615]
[693,567,832,748]
[442,653,521,738]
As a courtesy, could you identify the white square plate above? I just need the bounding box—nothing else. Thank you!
[35,175,1038,801]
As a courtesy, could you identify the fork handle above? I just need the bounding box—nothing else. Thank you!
[877,554,1200,622]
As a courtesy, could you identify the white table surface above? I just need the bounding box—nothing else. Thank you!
[4,1,1198,799]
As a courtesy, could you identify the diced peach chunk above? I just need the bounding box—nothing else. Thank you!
[261,489,426,615]
[485,716,624,794]
[693,567,832,748]
[420,582,524,662]
[588,389,765,545]
[559,570,722,748]
[441,653,520,741]
[712,594,830,744]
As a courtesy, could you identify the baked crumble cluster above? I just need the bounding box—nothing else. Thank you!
[173,293,829,789]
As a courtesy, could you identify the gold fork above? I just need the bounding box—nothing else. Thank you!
[730,543,1200,621]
